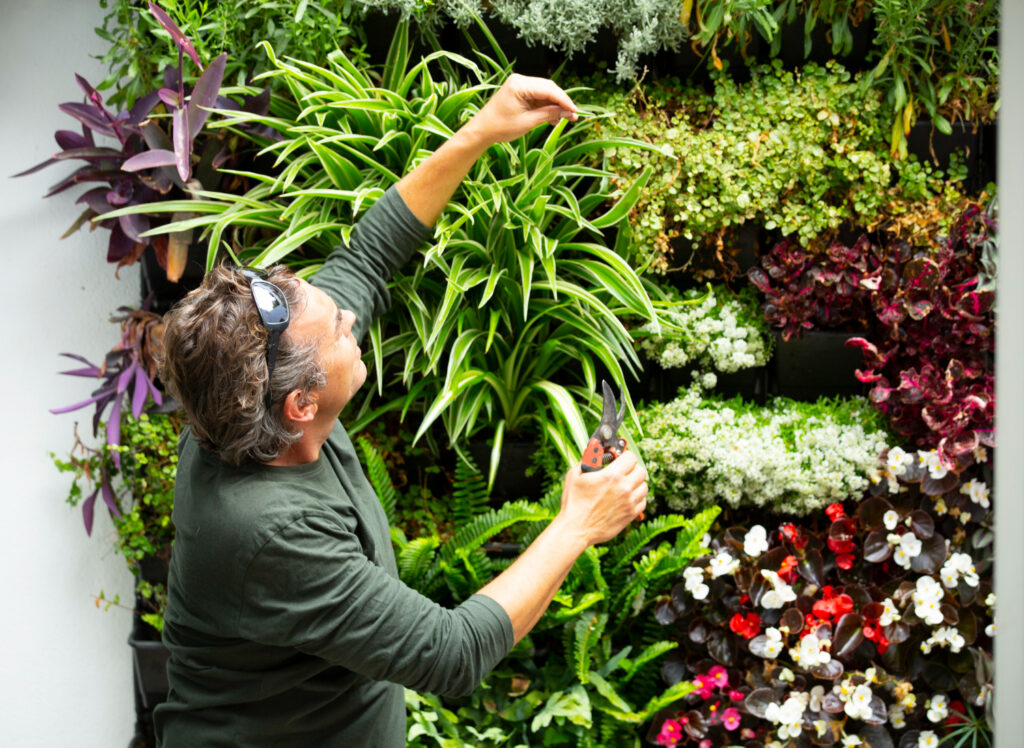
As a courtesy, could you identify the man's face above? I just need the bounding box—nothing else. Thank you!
[288,279,366,415]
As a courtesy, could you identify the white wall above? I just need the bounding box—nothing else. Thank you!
[1,1,140,746]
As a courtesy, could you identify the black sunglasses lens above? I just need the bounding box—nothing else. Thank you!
[250,281,289,326]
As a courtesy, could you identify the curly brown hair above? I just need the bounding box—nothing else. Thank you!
[159,265,326,465]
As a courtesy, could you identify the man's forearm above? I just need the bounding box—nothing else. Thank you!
[395,125,490,227]
[476,514,589,643]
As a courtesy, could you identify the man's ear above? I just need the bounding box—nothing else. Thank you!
[282,389,317,424]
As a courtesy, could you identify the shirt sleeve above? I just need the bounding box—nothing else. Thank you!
[311,186,431,343]
[237,512,514,698]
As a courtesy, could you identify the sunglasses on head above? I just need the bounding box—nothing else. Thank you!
[239,268,290,406]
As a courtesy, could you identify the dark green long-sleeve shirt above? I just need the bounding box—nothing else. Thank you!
[154,188,515,747]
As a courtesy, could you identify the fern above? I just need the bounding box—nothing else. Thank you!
[606,512,713,575]
[619,640,678,683]
[441,499,553,564]
[451,451,490,526]
[573,611,607,684]
[397,535,440,591]
[610,545,698,628]
[357,436,397,525]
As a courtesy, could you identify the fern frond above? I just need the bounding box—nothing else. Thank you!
[397,535,440,591]
[610,545,695,628]
[566,546,609,596]
[443,547,494,601]
[607,513,709,575]
[441,499,553,563]
[357,436,397,525]
[672,506,720,558]
[573,611,607,684]
[452,451,490,526]
[620,640,678,683]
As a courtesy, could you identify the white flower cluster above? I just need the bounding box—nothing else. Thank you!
[886,530,923,569]
[961,478,991,509]
[789,633,831,667]
[640,387,891,513]
[912,576,946,625]
[940,552,979,588]
[761,627,784,658]
[760,570,798,609]
[925,694,949,722]
[918,730,940,748]
[764,692,809,740]
[921,626,966,654]
[638,286,770,374]
[682,566,709,600]
[710,550,740,577]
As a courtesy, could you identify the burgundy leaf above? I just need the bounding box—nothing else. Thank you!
[122,148,178,172]
[107,222,137,263]
[76,187,112,215]
[858,497,893,529]
[172,106,191,181]
[126,90,162,126]
[654,599,678,625]
[158,87,181,109]
[910,533,947,574]
[807,658,844,680]
[82,487,99,536]
[908,510,934,539]
[781,607,804,634]
[55,129,92,150]
[100,469,122,518]
[119,212,151,243]
[743,688,779,719]
[862,530,892,563]
[58,102,115,136]
[797,549,824,587]
[832,612,865,658]
[188,52,227,138]
[11,156,61,177]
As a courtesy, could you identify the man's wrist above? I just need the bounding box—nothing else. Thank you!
[546,512,592,556]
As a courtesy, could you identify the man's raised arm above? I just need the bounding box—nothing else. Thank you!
[396,74,578,227]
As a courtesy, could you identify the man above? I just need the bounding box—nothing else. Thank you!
[155,74,649,746]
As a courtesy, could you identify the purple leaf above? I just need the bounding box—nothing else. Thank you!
[56,129,92,150]
[49,391,110,414]
[58,365,103,378]
[119,212,150,243]
[126,90,162,126]
[158,87,181,109]
[10,157,59,177]
[44,167,121,198]
[148,1,203,70]
[117,361,138,394]
[82,487,99,536]
[100,466,122,518]
[52,146,124,162]
[141,120,173,151]
[187,52,227,138]
[148,376,164,407]
[58,102,115,137]
[76,187,112,215]
[132,366,150,418]
[172,106,191,181]
[74,74,104,105]
[107,222,137,262]
[122,148,178,172]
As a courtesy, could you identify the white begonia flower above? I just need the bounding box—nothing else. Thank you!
[844,685,874,721]
[961,479,991,508]
[940,552,980,588]
[986,592,996,607]
[888,702,907,729]
[842,736,863,747]
[912,577,945,626]
[809,685,825,712]
[919,450,949,479]
[879,598,901,627]
[814,720,828,738]
[710,550,740,578]
[918,730,939,748]
[760,570,797,609]
[883,510,900,530]
[791,633,831,667]
[887,446,913,476]
[974,445,988,463]
[902,692,917,710]
[899,532,923,557]
[779,667,795,682]
[985,623,995,637]
[934,497,948,515]
[926,694,949,723]
[744,524,769,557]
[762,627,784,658]
[683,566,710,599]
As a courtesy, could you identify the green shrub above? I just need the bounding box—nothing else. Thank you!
[587,60,895,271]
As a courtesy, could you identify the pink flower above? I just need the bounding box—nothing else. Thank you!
[699,740,712,748]
[655,719,683,748]
[729,690,745,701]
[694,674,715,698]
[707,665,729,688]
[721,707,742,731]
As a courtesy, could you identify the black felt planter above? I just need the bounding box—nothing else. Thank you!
[139,240,208,315]
[468,440,546,502]
[769,330,868,401]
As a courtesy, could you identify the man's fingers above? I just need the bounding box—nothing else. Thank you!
[510,74,577,115]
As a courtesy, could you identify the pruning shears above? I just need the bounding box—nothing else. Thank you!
[580,380,628,473]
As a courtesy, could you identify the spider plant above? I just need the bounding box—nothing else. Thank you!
[99,18,680,486]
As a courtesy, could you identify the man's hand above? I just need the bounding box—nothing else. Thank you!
[395,74,577,228]
[559,451,649,547]
[464,73,579,146]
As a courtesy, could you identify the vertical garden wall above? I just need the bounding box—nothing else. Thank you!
[32,1,1002,746]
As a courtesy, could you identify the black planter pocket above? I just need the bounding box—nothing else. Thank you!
[769,330,868,401]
